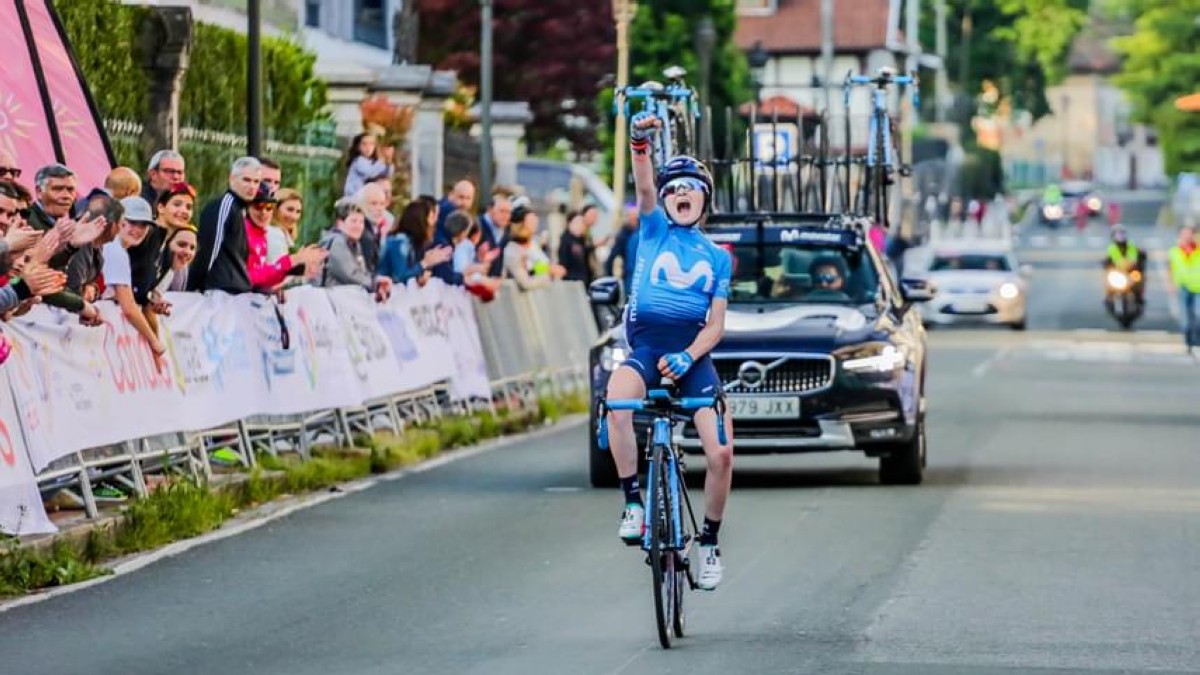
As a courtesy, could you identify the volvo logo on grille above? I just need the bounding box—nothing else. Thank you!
[737,361,768,389]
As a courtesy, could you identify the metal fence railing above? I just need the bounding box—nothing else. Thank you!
[25,281,597,526]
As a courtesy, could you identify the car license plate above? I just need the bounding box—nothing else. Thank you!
[727,396,800,420]
[951,300,988,314]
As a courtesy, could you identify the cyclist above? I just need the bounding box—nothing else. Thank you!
[606,110,734,591]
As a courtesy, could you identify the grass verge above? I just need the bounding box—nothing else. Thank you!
[1,396,587,598]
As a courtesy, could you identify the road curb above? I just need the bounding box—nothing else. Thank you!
[0,414,588,614]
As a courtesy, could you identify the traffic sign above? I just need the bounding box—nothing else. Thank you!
[753,123,799,169]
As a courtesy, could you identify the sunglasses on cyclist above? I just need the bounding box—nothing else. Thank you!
[0,167,21,179]
[659,177,707,198]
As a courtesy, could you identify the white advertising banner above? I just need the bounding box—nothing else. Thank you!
[3,302,183,471]
[0,279,598,529]
[0,377,55,535]
[379,280,456,393]
[442,285,492,400]
[241,288,362,415]
[327,285,410,402]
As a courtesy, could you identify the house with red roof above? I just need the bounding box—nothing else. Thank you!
[733,0,915,152]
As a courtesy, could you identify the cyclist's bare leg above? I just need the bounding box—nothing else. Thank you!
[692,408,734,521]
[605,366,647,480]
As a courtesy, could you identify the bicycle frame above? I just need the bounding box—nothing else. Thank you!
[597,391,726,554]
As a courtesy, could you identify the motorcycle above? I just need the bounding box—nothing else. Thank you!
[1103,267,1144,329]
[1040,200,1065,228]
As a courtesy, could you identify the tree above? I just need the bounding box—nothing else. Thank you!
[921,0,1088,121]
[416,0,615,153]
[1112,0,1200,175]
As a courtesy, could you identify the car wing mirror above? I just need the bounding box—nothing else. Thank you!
[589,276,624,307]
[900,277,936,303]
[1019,263,1034,278]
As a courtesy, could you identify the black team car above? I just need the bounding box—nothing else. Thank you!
[587,212,935,487]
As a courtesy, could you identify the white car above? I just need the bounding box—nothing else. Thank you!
[915,240,1032,330]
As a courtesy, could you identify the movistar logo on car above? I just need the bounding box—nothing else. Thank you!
[780,228,846,243]
[650,252,714,292]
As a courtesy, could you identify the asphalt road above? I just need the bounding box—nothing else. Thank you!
[3,206,1199,674]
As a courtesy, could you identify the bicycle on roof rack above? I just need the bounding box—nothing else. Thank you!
[842,67,919,229]
[615,65,701,172]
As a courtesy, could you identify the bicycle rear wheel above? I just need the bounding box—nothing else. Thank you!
[648,443,675,648]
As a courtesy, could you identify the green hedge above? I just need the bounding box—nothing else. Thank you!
[54,0,330,144]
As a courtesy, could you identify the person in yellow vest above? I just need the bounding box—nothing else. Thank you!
[1101,224,1147,311]
[1168,225,1200,353]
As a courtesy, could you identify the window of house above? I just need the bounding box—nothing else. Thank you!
[737,0,778,14]
[353,0,387,49]
[305,0,320,28]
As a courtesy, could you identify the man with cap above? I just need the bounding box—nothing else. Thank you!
[102,196,168,370]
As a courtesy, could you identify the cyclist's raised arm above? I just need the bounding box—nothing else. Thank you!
[629,111,661,215]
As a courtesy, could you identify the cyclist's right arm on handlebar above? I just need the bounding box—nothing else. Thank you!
[629,112,659,215]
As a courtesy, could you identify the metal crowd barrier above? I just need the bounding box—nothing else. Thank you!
[31,280,600,524]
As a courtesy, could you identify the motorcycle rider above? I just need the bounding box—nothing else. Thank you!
[1102,224,1147,310]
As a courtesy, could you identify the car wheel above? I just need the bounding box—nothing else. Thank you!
[1009,319,1027,331]
[879,419,925,485]
[589,404,619,488]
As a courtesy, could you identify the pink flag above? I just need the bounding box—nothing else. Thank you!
[0,0,114,193]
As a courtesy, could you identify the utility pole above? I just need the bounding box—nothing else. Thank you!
[479,0,494,201]
[901,0,920,239]
[611,0,637,233]
[820,0,833,115]
[935,0,947,123]
[247,0,262,157]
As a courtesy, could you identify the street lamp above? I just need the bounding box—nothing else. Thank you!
[693,15,716,158]
[480,0,494,202]
[748,40,769,106]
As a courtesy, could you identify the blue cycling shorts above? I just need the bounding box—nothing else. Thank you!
[622,346,723,399]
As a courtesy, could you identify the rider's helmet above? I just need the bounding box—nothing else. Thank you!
[657,156,714,221]
[1111,223,1127,243]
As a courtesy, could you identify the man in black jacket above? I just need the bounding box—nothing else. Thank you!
[188,157,262,293]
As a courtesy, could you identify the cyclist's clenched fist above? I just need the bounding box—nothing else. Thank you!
[630,111,662,141]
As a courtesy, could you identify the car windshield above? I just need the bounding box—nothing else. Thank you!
[723,243,880,305]
[929,253,1011,272]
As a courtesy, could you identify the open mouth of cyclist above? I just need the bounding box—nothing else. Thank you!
[668,194,702,224]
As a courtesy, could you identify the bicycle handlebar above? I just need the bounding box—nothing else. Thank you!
[842,69,920,107]
[597,391,728,448]
[614,85,697,114]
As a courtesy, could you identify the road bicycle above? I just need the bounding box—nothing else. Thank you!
[597,387,727,648]
[842,67,919,228]
[615,65,701,172]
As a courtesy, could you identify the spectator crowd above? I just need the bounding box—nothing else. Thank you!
[0,132,627,377]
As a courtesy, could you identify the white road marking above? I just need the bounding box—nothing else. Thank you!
[971,346,1012,378]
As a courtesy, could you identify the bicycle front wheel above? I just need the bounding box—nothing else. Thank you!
[648,443,675,648]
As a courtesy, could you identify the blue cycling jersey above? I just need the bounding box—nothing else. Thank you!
[625,207,731,350]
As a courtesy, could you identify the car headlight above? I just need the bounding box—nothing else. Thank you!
[837,343,907,373]
[1106,270,1129,290]
[998,282,1020,299]
[601,346,628,371]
